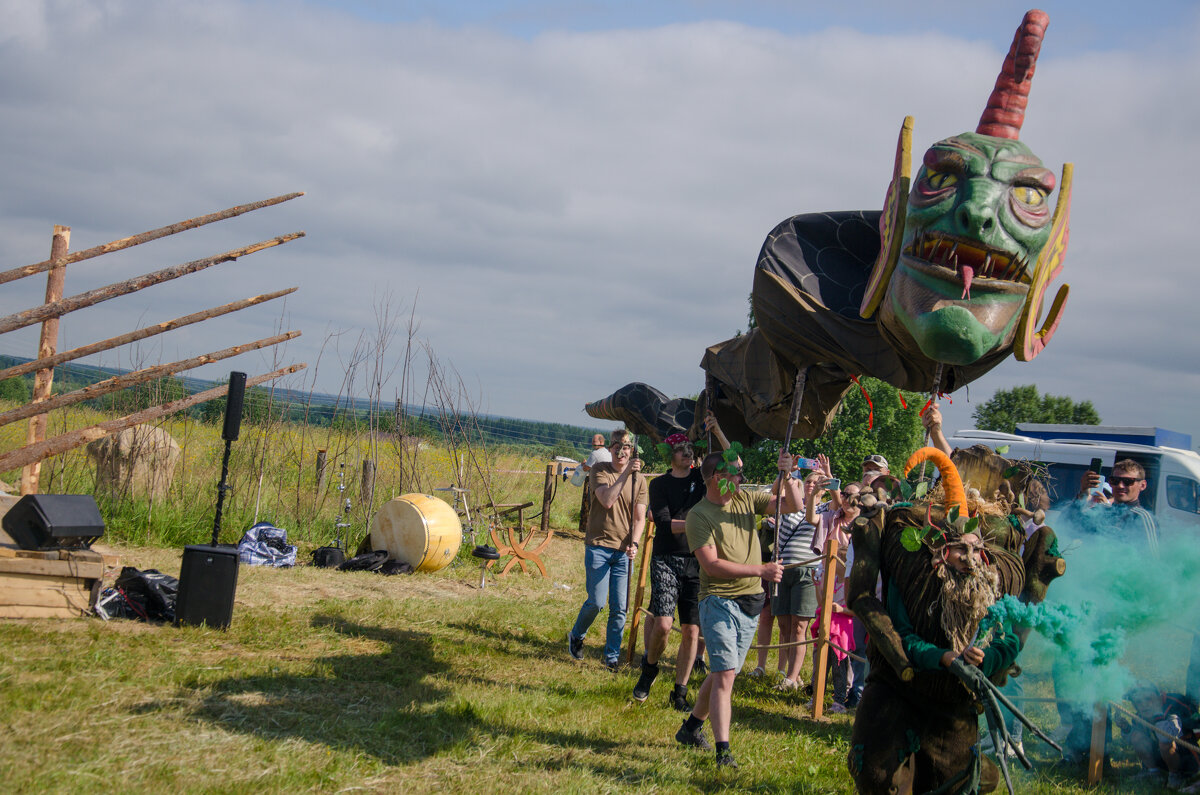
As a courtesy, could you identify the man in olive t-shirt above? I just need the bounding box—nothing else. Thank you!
[673,447,801,769]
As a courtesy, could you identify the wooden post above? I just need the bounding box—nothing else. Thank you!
[811,534,840,720]
[361,459,376,506]
[1087,703,1107,785]
[315,449,327,491]
[540,462,555,540]
[625,524,656,664]
[21,225,70,495]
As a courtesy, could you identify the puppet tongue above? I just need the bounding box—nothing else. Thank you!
[960,264,974,300]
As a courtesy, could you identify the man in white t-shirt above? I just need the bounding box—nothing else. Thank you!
[583,434,612,471]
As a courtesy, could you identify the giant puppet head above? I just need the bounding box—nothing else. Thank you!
[861,9,1071,366]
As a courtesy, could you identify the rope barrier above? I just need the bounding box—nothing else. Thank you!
[1107,700,1200,759]
[827,640,867,664]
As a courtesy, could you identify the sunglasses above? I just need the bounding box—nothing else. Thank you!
[1110,476,1143,487]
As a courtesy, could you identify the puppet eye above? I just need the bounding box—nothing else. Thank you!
[926,172,958,190]
[1011,185,1046,207]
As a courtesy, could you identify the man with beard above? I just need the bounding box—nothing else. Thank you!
[848,523,1024,794]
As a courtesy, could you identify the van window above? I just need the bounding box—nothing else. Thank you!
[1166,476,1200,514]
[1041,463,1090,509]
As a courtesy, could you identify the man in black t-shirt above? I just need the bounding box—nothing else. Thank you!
[632,435,707,710]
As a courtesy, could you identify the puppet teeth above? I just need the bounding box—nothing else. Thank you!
[961,264,974,300]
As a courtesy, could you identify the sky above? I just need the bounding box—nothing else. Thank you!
[2,0,1199,448]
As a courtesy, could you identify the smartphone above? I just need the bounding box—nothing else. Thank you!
[826,478,841,491]
[794,457,820,471]
[1089,457,1103,474]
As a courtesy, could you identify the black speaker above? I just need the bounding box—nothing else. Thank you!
[2,494,105,550]
[222,371,247,442]
[175,544,239,629]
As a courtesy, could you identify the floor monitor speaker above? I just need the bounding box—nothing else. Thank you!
[1,494,105,550]
[175,544,239,629]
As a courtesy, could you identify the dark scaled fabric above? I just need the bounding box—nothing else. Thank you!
[582,382,696,445]
[588,212,1015,444]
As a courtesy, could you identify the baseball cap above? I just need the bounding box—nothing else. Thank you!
[862,454,888,469]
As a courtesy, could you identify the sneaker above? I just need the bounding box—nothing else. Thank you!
[776,678,800,692]
[567,632,584,660]
[603,659,620,672]
[670,685,692,712]
[845,692,861,709]
[1006,740,1024,760]
[632,656,659,702]
[827,702,848,714]
[748,666,766,679]
[715,750,739,769]
[675,720,712,751]
[692,656,707,677]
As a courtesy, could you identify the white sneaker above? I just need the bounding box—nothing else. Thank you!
[748,667,765,678]
[776,678,800,691]
[827,702,848,714]
[1006,740,1024,759]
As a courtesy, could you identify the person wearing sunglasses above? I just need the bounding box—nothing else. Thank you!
[673,446,801,768]
[567,429,648,670]
[1075,458,1158,552]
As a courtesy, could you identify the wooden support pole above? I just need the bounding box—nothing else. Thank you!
[540,462,556,540]
[0,330,301,428]
[315,449,328,491]
[0,364,305,474]
[0,192,303,286]
[0,232,304,336]
[0,287,298,383]
[625,523,656,664]
[1087,703,1107,785]
[21,225,70,495]
[811,534,840,720]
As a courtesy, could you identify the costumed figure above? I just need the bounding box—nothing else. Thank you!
[845,445,1066,795]
[586,9,1072,446]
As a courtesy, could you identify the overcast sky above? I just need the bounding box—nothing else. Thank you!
[2,0,1199,448]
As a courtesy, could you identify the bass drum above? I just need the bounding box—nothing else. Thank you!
[370,494,462,573]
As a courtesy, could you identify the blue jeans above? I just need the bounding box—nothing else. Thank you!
[850,616,868,700]
[570,544,630,664]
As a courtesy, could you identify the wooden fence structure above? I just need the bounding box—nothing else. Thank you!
[0,193,307,491]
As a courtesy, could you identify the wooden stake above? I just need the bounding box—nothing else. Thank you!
[315,449,328,491]
[1087,703,1107,785]
[811,534,840,720]
[0,232,304,335]
[21,225,70,495]
[625,523,656,664]
[0,330,301,428]
[0,192,303,286]
[0,364,305,474]
[0,287,298,383]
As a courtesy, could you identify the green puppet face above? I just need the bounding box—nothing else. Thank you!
[884,132,1056,365]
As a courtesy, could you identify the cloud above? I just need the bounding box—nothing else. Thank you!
[1,1,1197,445]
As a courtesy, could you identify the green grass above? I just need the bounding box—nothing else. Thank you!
[0,536,1179,794]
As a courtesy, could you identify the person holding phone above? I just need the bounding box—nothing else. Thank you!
[1073,458,1158,551]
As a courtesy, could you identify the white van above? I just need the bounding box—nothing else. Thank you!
[944,426,1200,529]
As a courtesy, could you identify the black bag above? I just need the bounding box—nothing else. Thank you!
[102,566,179,622]
[733,591,767,619]
[312,546,346,568]
[337,550,388,572]
[378,559,414,576]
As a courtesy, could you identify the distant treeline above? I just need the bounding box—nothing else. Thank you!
[0,356,606,459]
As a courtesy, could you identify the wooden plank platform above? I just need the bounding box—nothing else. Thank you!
[0,547,103,618]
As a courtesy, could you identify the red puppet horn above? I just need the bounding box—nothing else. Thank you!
[977,10,1049,140]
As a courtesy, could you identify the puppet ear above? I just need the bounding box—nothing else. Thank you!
[860,116,913,319]
[1014,162,1072,362]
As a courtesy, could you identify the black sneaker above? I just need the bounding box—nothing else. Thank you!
[715,750,739,769]
[604,659,620,672]
[692,656,707,677]
[675,720,712,751]
[567,632,584,660]
[670,684,691,712]
[632,656,659,702]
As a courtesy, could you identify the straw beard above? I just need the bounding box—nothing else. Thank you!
[935,553,1001,654]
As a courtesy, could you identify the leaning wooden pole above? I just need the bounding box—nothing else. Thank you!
[21,225,70,495]
[625,522,656,665]
[0,364,305,474]
[0,330,301,428]
[0,192,304,286]
[810,534,840,720]
[0,232,304,335]
[0,287,298,382]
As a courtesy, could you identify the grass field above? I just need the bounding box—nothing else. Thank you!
[0,530,1177,795]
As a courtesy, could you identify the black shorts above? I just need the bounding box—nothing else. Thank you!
[648,554,700,625]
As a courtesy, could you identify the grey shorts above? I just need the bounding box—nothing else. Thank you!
[699,595,758,672]
[648,554,700,625]
[773,566,817,618]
